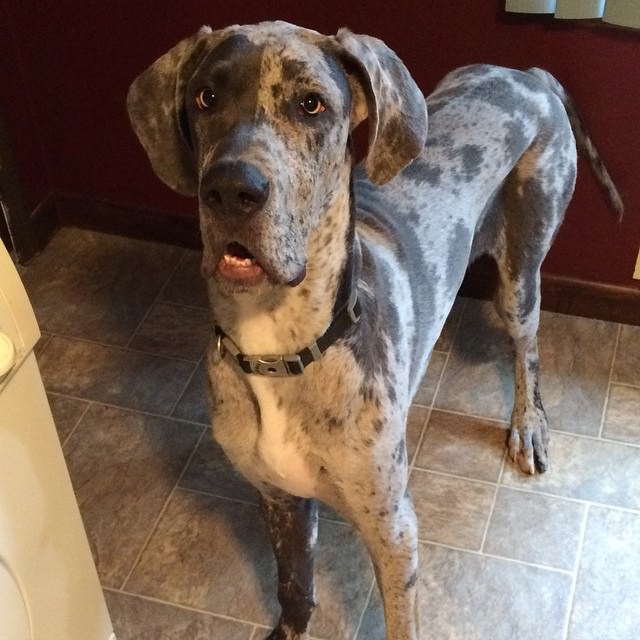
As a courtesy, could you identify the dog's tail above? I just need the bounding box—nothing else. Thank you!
[527,67,624,221]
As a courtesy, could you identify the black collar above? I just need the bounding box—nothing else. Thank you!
[214,239,361,377]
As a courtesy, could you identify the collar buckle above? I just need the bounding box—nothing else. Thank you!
[249,354,305,376]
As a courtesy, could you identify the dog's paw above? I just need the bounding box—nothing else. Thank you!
[265,625,307,640]
[508,408,550,475]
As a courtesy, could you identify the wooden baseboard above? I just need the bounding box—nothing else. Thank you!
[44,195,640,326]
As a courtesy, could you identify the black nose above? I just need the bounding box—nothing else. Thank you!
[201,161,269,216]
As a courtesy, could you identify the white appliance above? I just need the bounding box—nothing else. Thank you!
[0,241,114,640]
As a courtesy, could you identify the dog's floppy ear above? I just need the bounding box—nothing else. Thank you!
[334,29,428,185]
[127,27,217,196]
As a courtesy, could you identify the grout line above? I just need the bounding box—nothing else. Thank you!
[561,504,590,640]
[494,482,640,516]
[598,323,623,439]
[103,586,263,630]
[43,328,203,364]
[119,424,208,590]
[479,454,507,553]
[419,539,574,576]
[58,397,93,450]
[124,249,187,349]
[168,351,207,418]
[352,576,376,640]
[411,465,499,489]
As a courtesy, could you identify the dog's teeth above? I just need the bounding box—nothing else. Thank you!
[224,254,255,267]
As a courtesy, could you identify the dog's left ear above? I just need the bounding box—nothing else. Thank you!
[334,29,428,185]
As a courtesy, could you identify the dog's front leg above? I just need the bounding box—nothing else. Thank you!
[261,493,318,640]
[344,484,421,640]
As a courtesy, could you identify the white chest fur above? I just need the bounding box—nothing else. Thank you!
[238,313,318,498]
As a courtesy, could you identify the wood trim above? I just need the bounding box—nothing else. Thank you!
[48,195,640,326]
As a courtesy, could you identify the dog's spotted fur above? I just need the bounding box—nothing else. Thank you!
[128,21,622,640]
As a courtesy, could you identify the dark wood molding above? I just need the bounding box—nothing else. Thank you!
[36,194,640,326]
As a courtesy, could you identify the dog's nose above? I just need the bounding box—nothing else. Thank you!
[202,161,269,216]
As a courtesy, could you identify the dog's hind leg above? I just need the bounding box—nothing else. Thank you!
[261,494,318,640]
[493,145,575,474]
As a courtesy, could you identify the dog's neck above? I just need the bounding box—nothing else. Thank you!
[211,165,355,358]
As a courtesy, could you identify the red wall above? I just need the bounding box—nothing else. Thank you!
[1,1,638,289]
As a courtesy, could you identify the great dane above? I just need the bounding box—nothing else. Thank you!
[128,21,622,640]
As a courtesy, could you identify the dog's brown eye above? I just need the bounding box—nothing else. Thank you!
[300,93,326,116]
[196,87,216,110]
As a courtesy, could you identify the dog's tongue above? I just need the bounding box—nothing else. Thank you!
[218,243,264,282]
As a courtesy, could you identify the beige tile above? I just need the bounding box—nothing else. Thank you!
[104,590,254,640]
[568,507,640,640]
[160,249,210,309]
[63,405,202,588]
[20,227,183,345]
[410,469,495,550]
[414,410,507,482]
[433,296,465,352]
[502,432,640,510]
[125,489,278,625]
[358,543,572,640]
[407,404,429,462]
[47,392,90,444]
[483,488,585,570]
[179,434,260,504]
[127,490,373,637]
[602,384,640,445]
[538,311,618,436]
[129,302,210,361]
[434,300,513,421]
[612,324,640,386]
[39,336,196,415]
[413,351,447,406]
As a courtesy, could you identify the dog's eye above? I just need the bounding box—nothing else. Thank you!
[299,93,326,116]
[195,87,216,110]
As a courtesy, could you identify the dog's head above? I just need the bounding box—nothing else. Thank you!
[127,21,427,293]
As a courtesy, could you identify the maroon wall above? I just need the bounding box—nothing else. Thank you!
[1,0,638,288]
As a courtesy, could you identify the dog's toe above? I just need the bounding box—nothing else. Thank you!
[508,415,550,475]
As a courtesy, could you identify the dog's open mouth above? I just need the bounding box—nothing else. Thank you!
[217,242,265,283]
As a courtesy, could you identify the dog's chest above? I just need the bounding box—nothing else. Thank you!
[238,313,318,498]
[248,377,317,497]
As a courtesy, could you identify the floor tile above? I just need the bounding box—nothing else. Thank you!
[538,312,618,436]
[612,324,640,386]
[433,297,465,353]
[159,249,210,309]
[47,392,90,444]
[63,405,203,588]
[179,434,260,504]
[414,410,507,482]
[407,404,429,463]
[413,351,447,406]
[129,301,210,361]
[104,590,254,640]
[126,490,373,638]
[434,299,513,421]
[358,543,572,640]
[172,359,211,424]
[502,432,640,510]
[21,227,183,345]
[602,383,640,445]
[483,487,585,570]
[568,507,640,640]
[125,490,278,625]
[409,469,495,550]
[38,335,196,415]
[309,520,374,640]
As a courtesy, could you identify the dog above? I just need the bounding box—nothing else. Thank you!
[127,21,623,640]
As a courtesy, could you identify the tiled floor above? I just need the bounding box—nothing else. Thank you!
[21,227,640,640]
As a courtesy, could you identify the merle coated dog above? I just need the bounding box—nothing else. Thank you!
[128,21,622,640]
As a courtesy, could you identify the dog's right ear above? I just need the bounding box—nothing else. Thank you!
[127,27,216,196]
